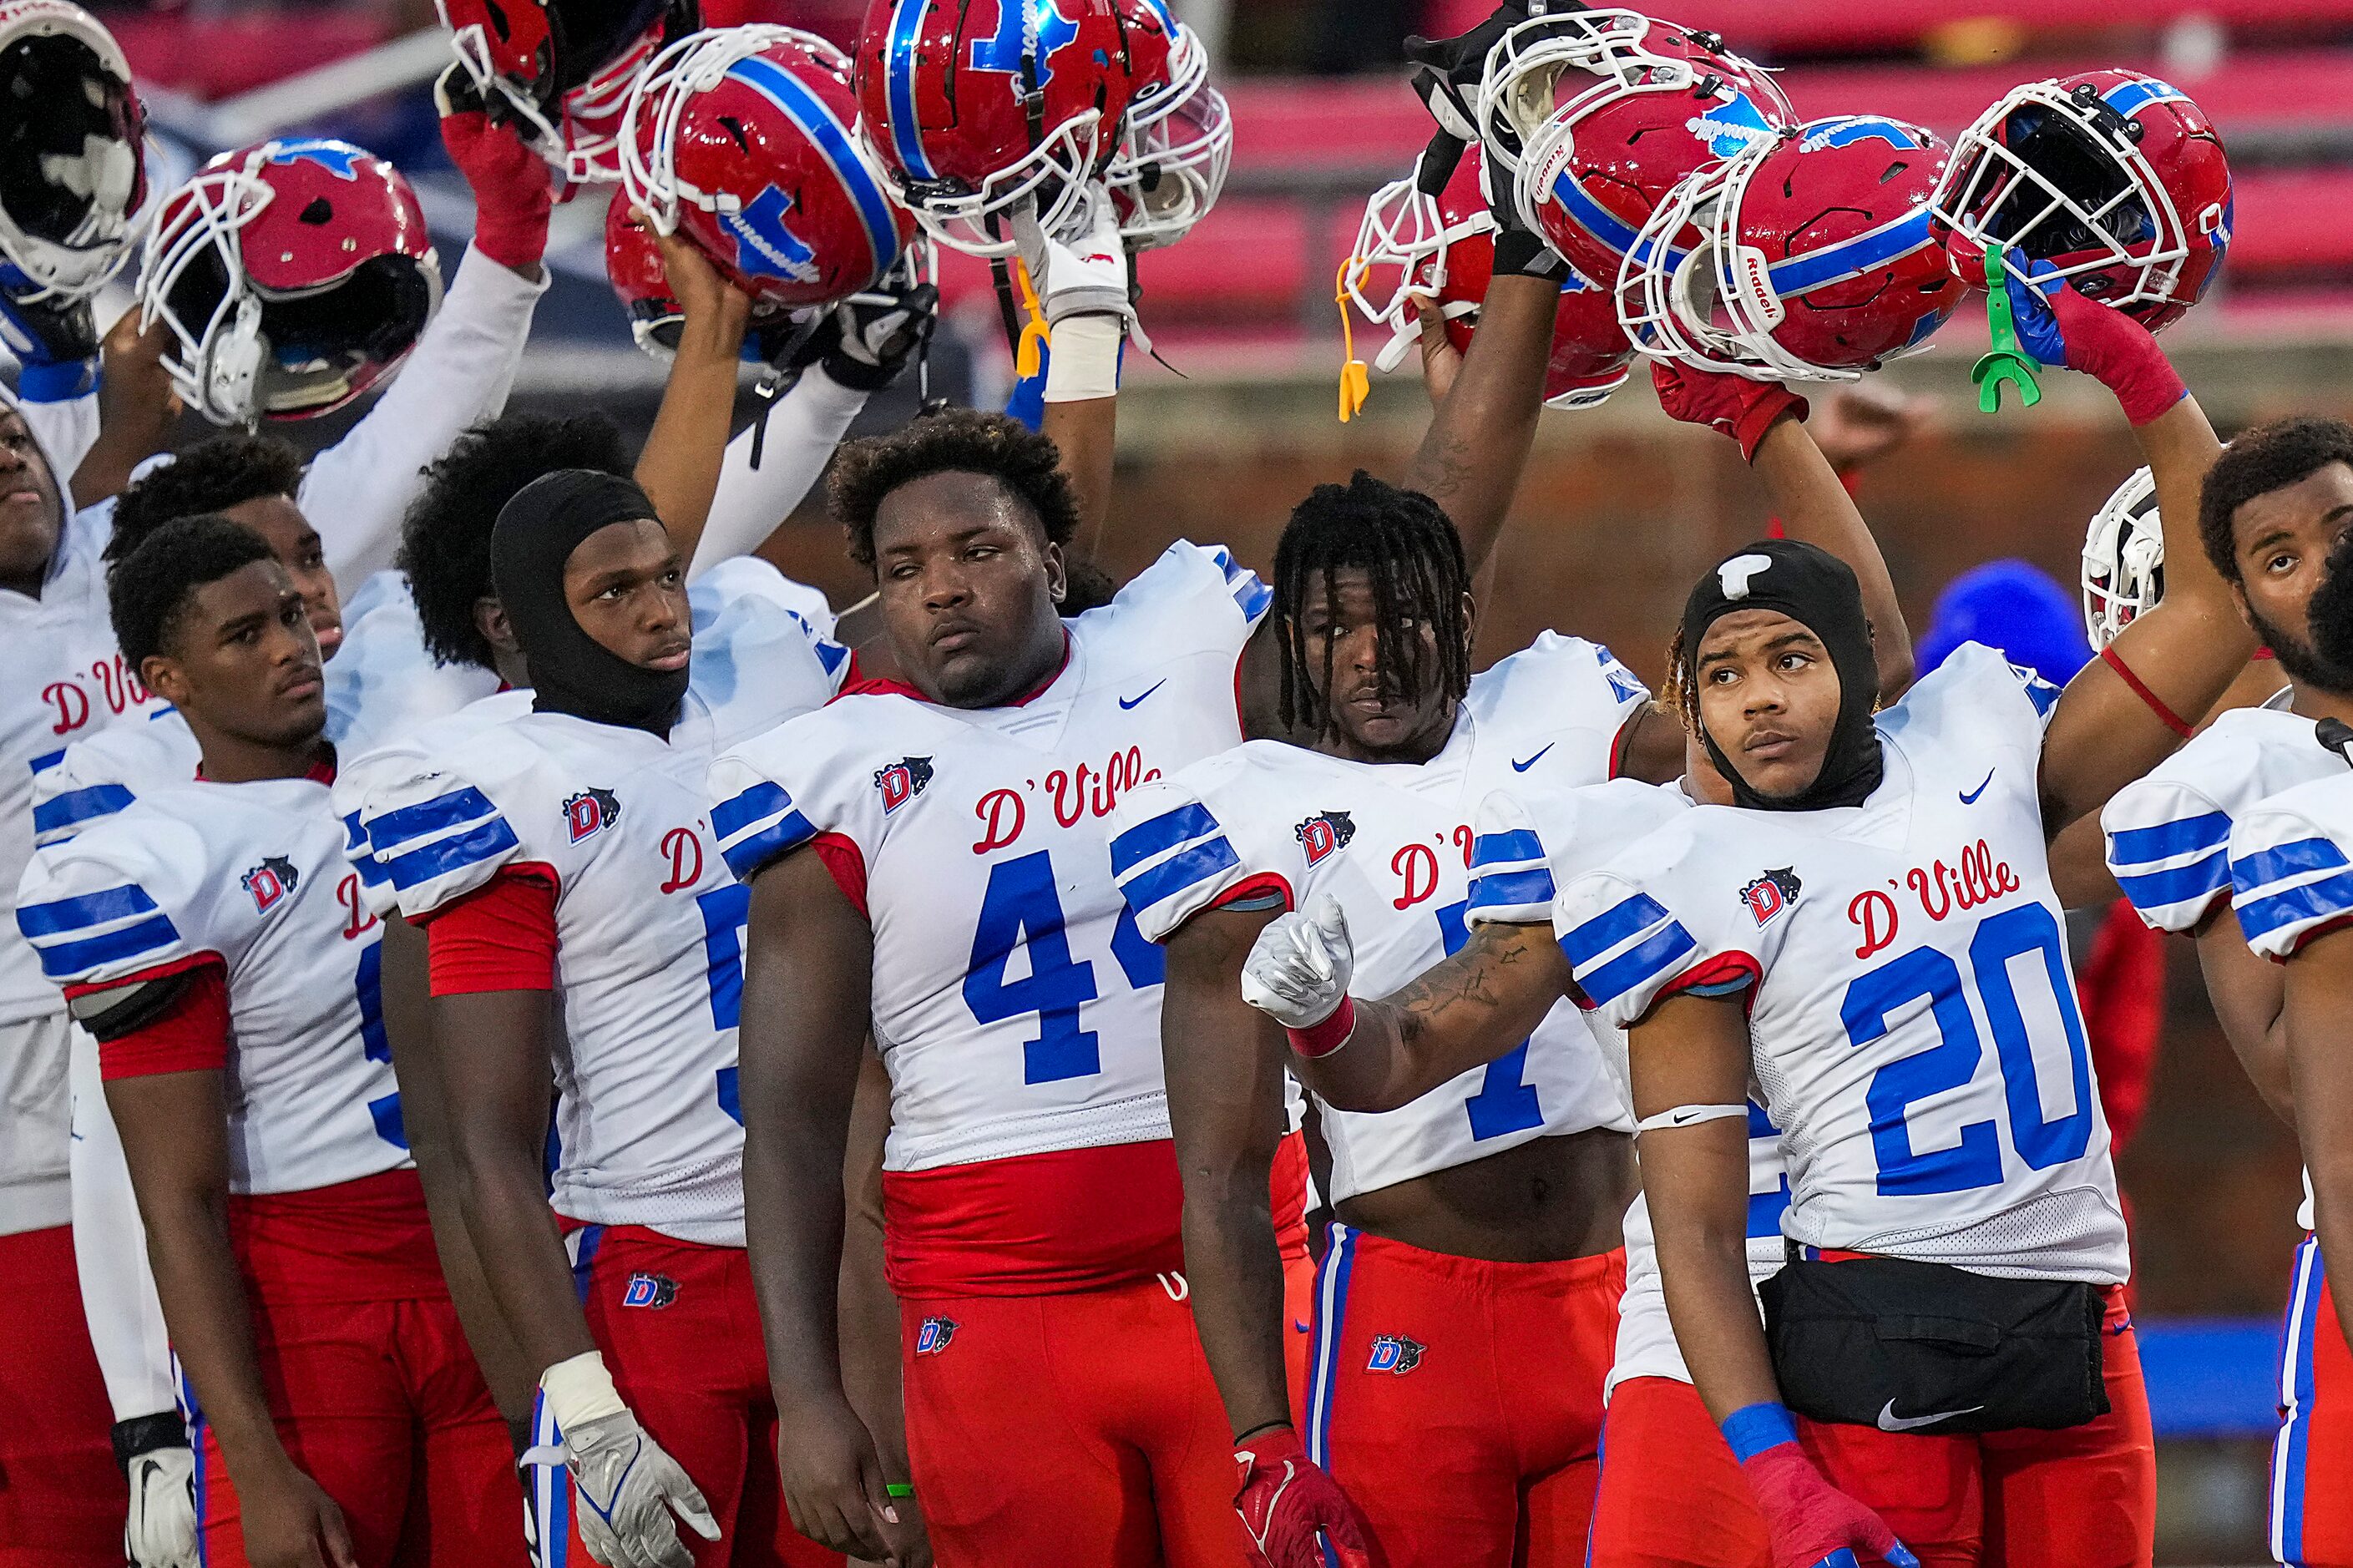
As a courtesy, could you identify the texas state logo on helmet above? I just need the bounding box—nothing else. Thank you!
[851,0,1174,256]
[0,0,146,304]
[1476,8,1793,290]
[1617,115,1969,383]
[139,139,443,427]
[1347,141,1632,411]
[623,25,912,311]
[438,0,691,180]
[1933,68,2231,331]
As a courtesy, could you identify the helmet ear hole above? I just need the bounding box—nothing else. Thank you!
[483,0,513,44]
[298,197,332,225]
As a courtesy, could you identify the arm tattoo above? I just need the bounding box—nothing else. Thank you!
[1389,928,1536,1045]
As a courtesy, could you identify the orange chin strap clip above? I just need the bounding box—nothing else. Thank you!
[1336,257,1372,423]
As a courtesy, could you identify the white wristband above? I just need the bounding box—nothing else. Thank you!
[1632,1103,1750,1136]
[1043,313,1122,403]
[539,1350,627,1432]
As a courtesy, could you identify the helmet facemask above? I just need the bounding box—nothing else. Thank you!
[0,18,144,301]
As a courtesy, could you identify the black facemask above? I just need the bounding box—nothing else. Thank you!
[1681,539,1884,812]
[491,469,688,736]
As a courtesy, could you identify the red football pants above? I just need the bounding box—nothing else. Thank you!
[1795,1285,2155,1568]
[0,1224,123,1567]
[2275,1235,2353,1566]
[1590,1376,1769,1568]
[1303,1224,1622,1567]
[898,1273,1237,1568]
[189,1292,522,1568]
[539,1228,842,1568]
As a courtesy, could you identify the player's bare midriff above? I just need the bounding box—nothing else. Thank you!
[1333,1126,1635,1263]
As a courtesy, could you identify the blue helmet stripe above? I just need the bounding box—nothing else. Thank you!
[1552,169,1683,267]
[886,0,934,181]
[1765,208,1936,297]
[729,54,903,278]
[2103,77,2188,119]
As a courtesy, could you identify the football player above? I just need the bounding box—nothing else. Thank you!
[17,514,527,1568]
[702,159,1584,1562]
[355,468,857,1568]
[2183,443,2353,1565]
[1237,276,2253,1568]
[1106,354,1915,1567]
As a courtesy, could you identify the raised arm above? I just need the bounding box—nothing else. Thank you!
[71,310,180,505]
[631,230,754,569]
[107,1067,356,1568]
[1398,266,1556,578]
[2006,281,2249,832]
[1240,896,1571,1113]
[737,848,902,1563]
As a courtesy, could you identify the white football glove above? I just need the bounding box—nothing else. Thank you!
[123,1442,197,1568]
[1240,895,1354,1029]
[529,1409,719,1568]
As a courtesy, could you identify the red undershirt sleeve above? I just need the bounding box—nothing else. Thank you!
[85,957,231,1080]
[422,865,559,996]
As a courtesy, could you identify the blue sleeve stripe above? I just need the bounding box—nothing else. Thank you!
[1108,801,1222,877]
[382,818,521,892]
[712,781,792,841]
[32,784,134,835]
[1119,835,1241,915]
[1233,576,1273,624]
[2025,675,2062,716]
[1573,920,1698,1007]
[33,914,180,979]
[2234,837,2352,893]
[2108,810,2231,866]
[1470,829,1544,867]
[1560,892,1672,968]
[2239,868,2353,943]
[17,883,159,938]
[1466,867,1556,912]
[365,787,501,851]
[720,809,817,882]
[2115,852,2229,913]
[815,640,848,676]
[28,748,63,775]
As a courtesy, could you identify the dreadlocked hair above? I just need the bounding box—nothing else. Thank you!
[1273,470,1471,737]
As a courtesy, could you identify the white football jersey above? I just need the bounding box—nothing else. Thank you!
[2103,690,2330,934]
[708,540,1270,1176]
[2229,769,2353,962]
[15,775,407,1196]
[1452,774,1792,1389]
[359,588,845,1245]
[1559,645,2128,1284]
[1110,634,1644,1202]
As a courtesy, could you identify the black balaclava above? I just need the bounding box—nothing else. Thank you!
[491,468,688,736]
[1680,539,1884,812]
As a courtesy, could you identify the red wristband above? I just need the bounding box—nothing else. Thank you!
[1284,997,1356,1059]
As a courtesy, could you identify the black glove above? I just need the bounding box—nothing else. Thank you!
[776,276,940,392]
[1402,0,1586,147]
[0,282,97,399]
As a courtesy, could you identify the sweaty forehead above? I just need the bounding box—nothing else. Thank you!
[2234,462,2353,552]
[1697,606,1816,660]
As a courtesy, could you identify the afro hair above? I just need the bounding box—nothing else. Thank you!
[827,407,1080,569]
[108,435,306,564]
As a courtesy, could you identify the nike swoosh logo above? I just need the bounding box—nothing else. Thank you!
[1959,769,1995,806]
[1119,680,1167,711]
[1876,1398,1983,1432]
[1511,743,1555,772]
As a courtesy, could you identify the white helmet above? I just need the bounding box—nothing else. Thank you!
[1104,19,1231,250]
[2081,465,2161,650]
[0,0,146,303]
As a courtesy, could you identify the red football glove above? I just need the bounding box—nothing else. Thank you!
[1724,1404,1917,1568]
[1233,1427,1370,1568]
[436,63,552,275]
[1652,362,1809,464]
[2000,262,2186,427]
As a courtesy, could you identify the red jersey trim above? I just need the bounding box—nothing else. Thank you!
[810,831,869,919]
[423,862,560,995]
[1658,950,1764,1011]
[2284,911,2353,961]
[94,955,231,1080]
[845,630,1073,707]
[194,749,337,787]
[1209,872,1295,913]
[883,1139,1185,1297]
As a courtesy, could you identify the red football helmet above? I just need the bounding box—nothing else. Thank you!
[1932,70,2231,331]
[1617,116,1969,382]
[0,0,145,303]
[1102,1,1229,249]
[852,0,1174,256]
[605,195,802,359]
[139,139,441,426]
[1479,9,1794,290]
[438,0,690,182]
[624,26,913,311]
[1347,142,1631,412]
